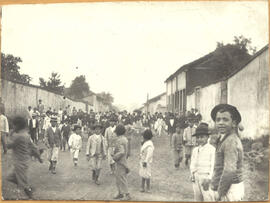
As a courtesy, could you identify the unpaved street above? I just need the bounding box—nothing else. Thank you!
[1,131,268,201]
[2,131,194,201]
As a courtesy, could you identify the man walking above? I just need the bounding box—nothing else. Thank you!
[45,117,61,174]
[104,118,117,174]
[167,113,176,147]
[112,124,131,201]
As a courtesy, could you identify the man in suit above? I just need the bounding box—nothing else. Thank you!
[61,120,71,151]
[86,123,106,185]
[29,113,39,144]
[45,117,61,174]
[167,113,176,147]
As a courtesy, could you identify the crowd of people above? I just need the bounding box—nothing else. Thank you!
[1,98,245,202]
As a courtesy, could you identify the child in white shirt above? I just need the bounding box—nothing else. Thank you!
[68,125,82,167]
[139,129,154,193]
[190,123,215,201]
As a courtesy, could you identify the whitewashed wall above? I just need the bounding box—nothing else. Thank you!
[1,79,88,118]
[228,48,269,138]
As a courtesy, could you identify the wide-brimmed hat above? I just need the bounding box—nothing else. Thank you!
[192,123,210,137]
[50,116,58,122]
[73,125,82,131]
[211,104,241,124]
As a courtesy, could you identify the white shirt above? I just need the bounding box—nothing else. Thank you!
[52,127,56,133]
[32,119,36,128]
[0,114,9,133]
[170,119,174,126]
[190,143,216,179]
[43,116,51,130]
[140,140,155,163]
[68,133,82,150]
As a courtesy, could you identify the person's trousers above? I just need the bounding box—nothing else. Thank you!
[169,133,173,146]
[173,149,183,166]
[70,149,80,160]
[115,163,129,194]
[61,137,68,150]
[1,132,7,153]
[220,182,244,201]
[192,173,215,202]
[7,162,29,189]
[30,129,38,143]
[47,147,59,162]
[90,155,102,170]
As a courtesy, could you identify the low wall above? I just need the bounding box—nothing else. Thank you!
[1,79,88,118]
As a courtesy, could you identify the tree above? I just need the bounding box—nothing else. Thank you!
[1,53,32,84]
[66,75,90,99]
[39,72,65,94]
[210,35,255,76]
[233,35,257,55]
[97,92,114,106]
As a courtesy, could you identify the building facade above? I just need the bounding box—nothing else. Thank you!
[165,45,269,138]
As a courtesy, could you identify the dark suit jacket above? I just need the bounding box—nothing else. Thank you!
[29,119,39,133]
[167,118,176,134]
[45,127,61,148]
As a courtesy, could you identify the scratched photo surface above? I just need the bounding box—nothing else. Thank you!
[1,1,269,201]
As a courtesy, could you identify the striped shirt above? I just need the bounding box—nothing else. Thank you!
[190,143,216,179]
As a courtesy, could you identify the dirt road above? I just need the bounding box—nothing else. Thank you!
[1,131,268,201]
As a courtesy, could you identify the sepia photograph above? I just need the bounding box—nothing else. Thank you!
[0,1,269,201]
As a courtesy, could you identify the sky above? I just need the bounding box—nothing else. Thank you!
[1,1,268,111]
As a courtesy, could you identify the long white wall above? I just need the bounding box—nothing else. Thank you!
[1,79,87,118]
[228,48,269,138]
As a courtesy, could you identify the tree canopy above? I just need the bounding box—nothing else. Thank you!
[97,92,114,106]
[1,53,32,84]
[66,75,90,99]
[39,72,65,94]
[198,35,256,77]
